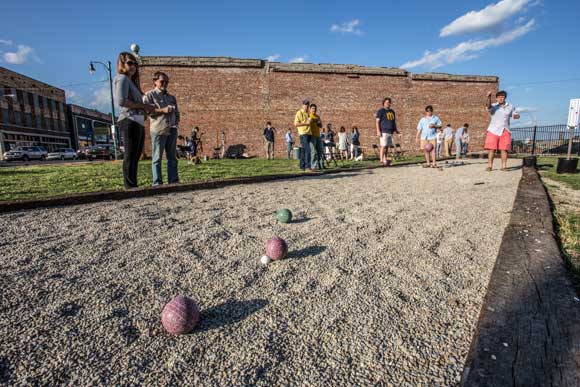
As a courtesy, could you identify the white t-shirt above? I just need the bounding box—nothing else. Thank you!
[436,132,444,144]
[487,102,517,136]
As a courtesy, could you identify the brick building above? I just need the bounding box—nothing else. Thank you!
[138,56,498,158]
[0,66,70,158]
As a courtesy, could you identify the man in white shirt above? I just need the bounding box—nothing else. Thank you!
[484,90,520,171]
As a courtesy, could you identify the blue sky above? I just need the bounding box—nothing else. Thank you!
[1,0,578,126]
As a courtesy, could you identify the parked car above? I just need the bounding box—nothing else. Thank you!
[47,148,77,161]
[86,145,123,161]
[3,146,48,162]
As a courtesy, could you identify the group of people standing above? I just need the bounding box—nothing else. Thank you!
[291,100,365,171]
[436,124,470,159]
[113,49,519,189]
[414,90,519,169]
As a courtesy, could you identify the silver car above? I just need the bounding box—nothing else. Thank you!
[47,148,77,161]
[3,146,48,162]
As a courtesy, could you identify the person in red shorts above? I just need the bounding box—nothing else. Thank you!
[484,90,520,171]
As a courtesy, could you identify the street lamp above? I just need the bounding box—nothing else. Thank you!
[89,60,118,160]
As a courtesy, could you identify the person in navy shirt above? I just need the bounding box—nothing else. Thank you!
[263,122,276,159]
[375,97,399,166]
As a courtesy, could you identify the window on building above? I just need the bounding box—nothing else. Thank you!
[40,115,46,129]
[1,109,9,124]
[16,90,24,104]
[25,113,32,127]
[27,92,34,106]
[38,95,44,109]
[14,111,21,126]
[0,86,4,99]
[33,94,39,108]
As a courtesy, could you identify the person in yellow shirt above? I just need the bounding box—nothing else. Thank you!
[294,99,312,171]
[309,104,324,170]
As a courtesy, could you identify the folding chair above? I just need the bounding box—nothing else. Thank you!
[323,142,339,167]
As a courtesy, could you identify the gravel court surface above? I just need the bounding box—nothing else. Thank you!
[0,159,521,387]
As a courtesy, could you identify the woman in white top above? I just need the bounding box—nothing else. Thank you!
[337,126,349,160]
[113,52,154,189]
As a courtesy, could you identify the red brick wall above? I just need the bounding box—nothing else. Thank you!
[139,59,498,158]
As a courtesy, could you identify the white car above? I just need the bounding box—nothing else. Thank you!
[3,146,48,162]
[47,148,77,161]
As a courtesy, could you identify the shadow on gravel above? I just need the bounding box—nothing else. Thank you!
[0,357,10,385]
[287,245,327,260]
[291,217,314,224]
[503,165,523,171]
[198,299,268,332]
[305,172,368,181]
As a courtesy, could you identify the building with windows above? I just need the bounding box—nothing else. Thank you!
[67,104,113,149]
[0,66,71,158]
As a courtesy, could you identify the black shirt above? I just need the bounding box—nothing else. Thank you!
[263,127,275,142]
[375,108,397,134]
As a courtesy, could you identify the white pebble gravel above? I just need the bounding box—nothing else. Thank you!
[0,159,521,386]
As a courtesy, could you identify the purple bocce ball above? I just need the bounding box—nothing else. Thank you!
[266,236,288,261]
[161,295,200,335]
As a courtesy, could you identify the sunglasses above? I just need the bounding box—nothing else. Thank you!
[126,61,137,66]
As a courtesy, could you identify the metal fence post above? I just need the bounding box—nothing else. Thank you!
[531,125,537,155]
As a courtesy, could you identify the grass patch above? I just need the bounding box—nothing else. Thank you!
[537,156,580,278]
[0,156,424,202]
[553,209,580,280]
[537,156,580,190]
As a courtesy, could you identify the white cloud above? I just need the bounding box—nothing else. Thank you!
[440,0,533,37]
[65,89,85,105]
[401,19,535,69]
[266,54,280,62]
[65,89,78,100]
[0,39,12,45]
[289,56,307,63]
[89,85,112,113]
[3,45,38,64]
[330,19,362,36]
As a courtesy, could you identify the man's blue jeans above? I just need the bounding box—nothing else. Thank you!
[311,136,324,169]
[299,134,312,170]
[151,127,179,185]
[455,139,463,159]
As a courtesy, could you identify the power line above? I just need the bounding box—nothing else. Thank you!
[505,77,580,86]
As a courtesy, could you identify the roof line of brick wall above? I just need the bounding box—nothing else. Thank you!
[139,56,498,83]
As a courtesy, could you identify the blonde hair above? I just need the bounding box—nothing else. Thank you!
[116,52,141,92]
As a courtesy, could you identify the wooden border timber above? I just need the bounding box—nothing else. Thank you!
[461,166,580,386]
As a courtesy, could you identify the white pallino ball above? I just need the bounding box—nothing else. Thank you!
[260,255,271,265]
